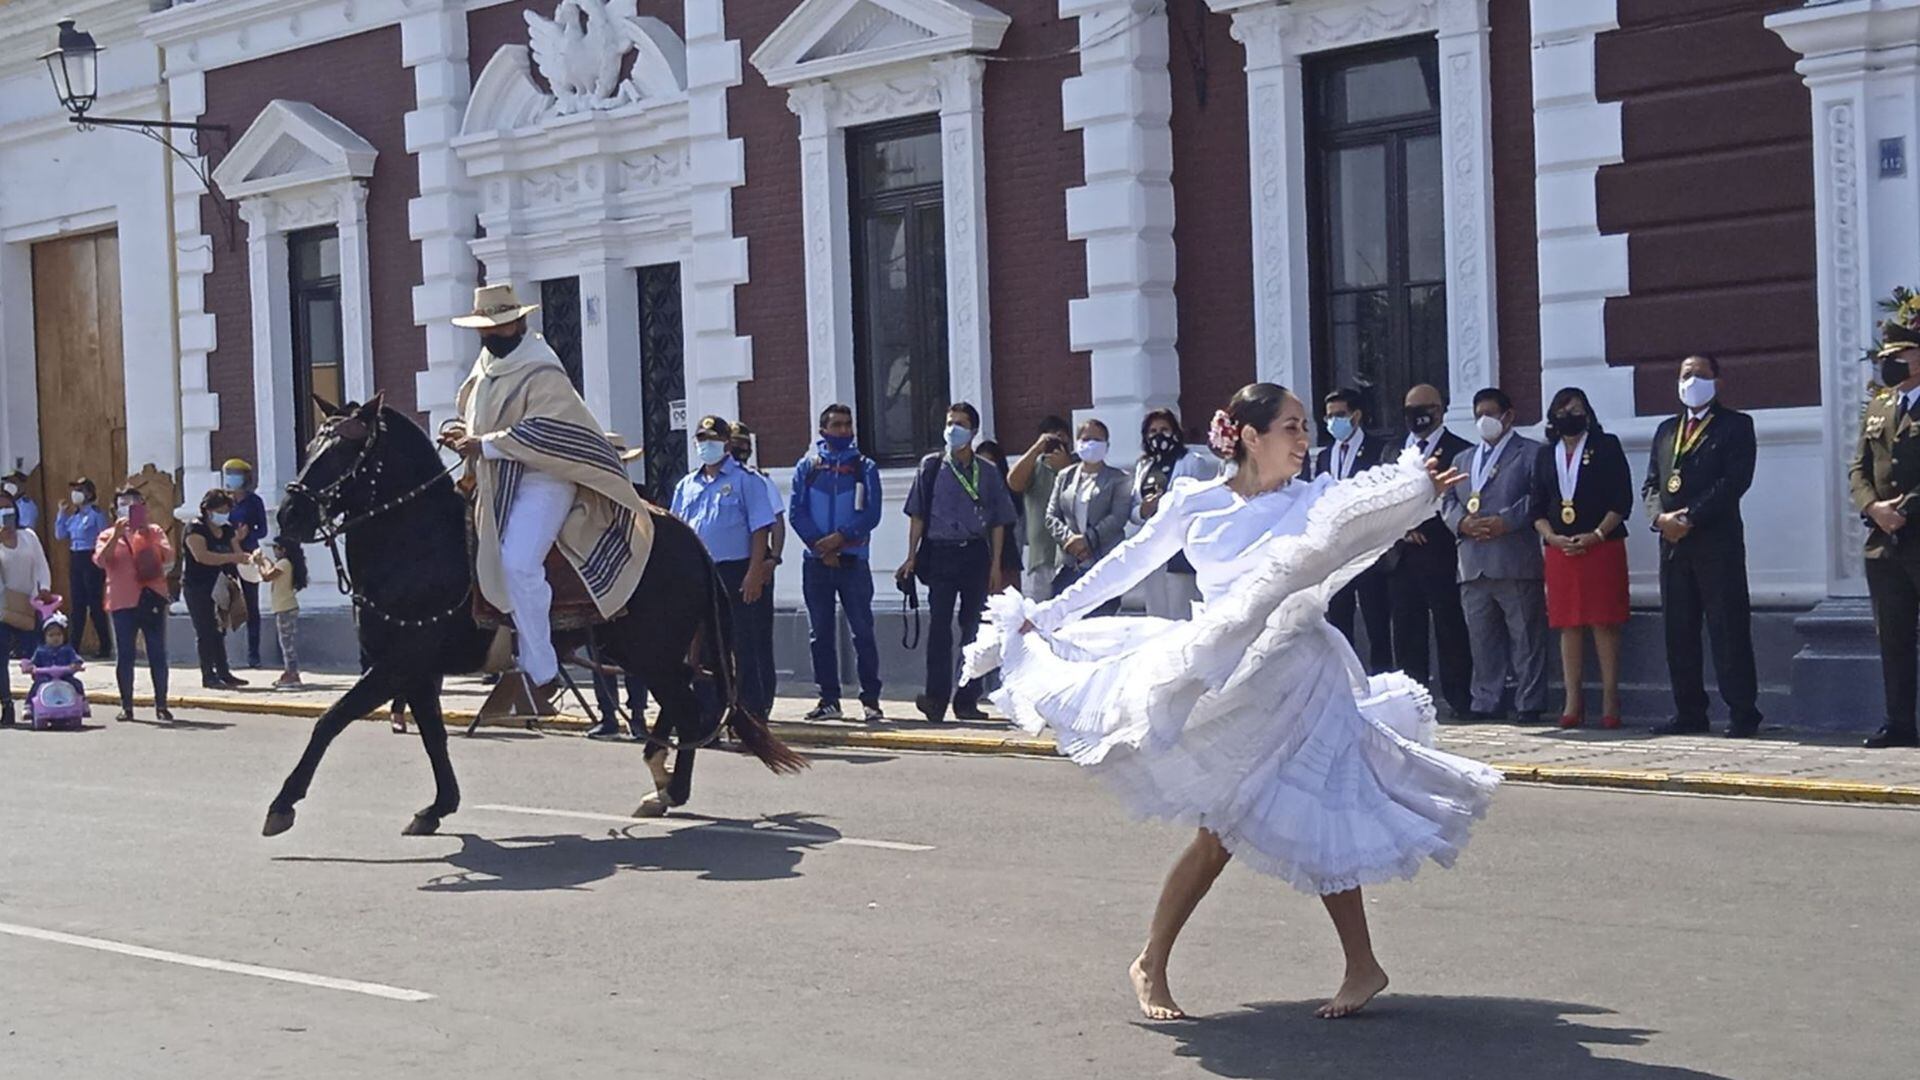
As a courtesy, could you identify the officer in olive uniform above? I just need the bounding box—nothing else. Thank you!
[1851,319,1920,748]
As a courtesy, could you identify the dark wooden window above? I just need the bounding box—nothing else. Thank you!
[539,276,584,393]
[636,262,686,502]
[848,116,947,466]
[288,226,344,461]
[1307,39,1446,419]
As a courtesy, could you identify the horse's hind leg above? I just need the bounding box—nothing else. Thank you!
[264,667,398,836]
[402,675,460,837]
[637,668,698,816]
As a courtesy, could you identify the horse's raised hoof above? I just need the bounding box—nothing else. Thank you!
[403,813,442,836]
[262,809,296,837]
[633,791,671,819]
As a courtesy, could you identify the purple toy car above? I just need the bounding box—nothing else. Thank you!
[20,661,89,731]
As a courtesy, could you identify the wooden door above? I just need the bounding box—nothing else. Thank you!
[31,231,127,652]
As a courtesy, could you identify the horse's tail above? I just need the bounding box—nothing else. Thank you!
[701,555,807,775]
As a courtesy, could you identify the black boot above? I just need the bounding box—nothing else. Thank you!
[1,698,14,728]
[1864,725,1920,749]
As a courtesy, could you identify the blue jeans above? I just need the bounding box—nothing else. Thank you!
[802,556,881,706]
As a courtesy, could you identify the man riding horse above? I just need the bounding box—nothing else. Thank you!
[440,283,653,704]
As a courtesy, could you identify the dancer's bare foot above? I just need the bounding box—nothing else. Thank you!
[1315,963,1389,1019]
[1130,953,1187,1021]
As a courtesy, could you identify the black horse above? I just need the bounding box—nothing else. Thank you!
[263,395,804,838]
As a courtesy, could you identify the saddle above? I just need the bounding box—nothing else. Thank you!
[464,513,617,634]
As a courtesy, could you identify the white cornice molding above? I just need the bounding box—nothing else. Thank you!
[211,99,378,199]
[749,0,1010,88]
[142,0,429,75]
[1769,0,1920,80]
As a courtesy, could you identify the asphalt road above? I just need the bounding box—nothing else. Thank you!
[2,711,1917,1080]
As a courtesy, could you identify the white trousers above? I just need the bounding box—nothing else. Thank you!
[500,468,575,684]
[1140,566,1201,620]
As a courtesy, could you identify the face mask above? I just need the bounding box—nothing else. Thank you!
[1475,415,1506,443]
[696,440,727,466]
[730,446,751,464]
[823,432,855,452]
[1404,406,1439,434]
[1076,439,1109,465]
[1883,357,1911,388]
[1145,431,1180,458]
[484,329,526,359]
[1326,416,1355,443]
[0,509,13,529]
[1554,412,1590,437]
[945,424,973,452]
[1678,376,1716,409]
[223,472,247,491]
[71,490,87,506]
[117,501,136,517]
[210,511,231,527]
[1,482,17,497]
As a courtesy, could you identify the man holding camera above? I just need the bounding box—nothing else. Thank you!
[1853,298,1920,749]
[1009,415,1074,599]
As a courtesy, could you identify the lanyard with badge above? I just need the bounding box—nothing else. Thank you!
[1555,433,1590,526]
[1466,431,1513,515]
[1667,412,1714,494]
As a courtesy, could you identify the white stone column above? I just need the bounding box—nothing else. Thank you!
[1222,4,1314,399]
[336,181,377,407]
[1061,0,1178,461]
[685,0,752,450]
[403,0,481,433]
[1436,1,1499,416]
[165,67,222,493]
[935,55,996,438]
[576,255,644,439]
[240,201,296,497]
[788,82,857,424]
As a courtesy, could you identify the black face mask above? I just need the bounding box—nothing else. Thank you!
[1884,358,1911,388]
[1145,431,1181,459]
[1404,406,1439,434]
[483,329,526,359]
[1554,411,1591,437]
[731,447,751,464]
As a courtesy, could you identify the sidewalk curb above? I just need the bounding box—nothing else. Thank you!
[138,694,1920,807]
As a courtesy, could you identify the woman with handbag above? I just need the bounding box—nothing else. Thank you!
[95,486,176,722]
[183,489,251,690]
[0,489,55,727]
[1133,408,1218,619]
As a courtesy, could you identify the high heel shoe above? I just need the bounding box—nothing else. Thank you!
[1558,713,1585,729]
[1599,715,1623,730]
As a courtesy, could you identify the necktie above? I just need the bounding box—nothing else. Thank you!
[1338,445,1350,476]
[1418,439,1430,457]
[1907,394,1920,421]
[1682,416,1698,445]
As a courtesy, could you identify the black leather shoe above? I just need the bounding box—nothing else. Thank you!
[1726,722,1763,740]
[915,695,947,723]
[951,701,989,722]
[1467,709,1507,723]
[1651,718,1710,736]
[1516,710,1545,726]
[1864,726,1920,749]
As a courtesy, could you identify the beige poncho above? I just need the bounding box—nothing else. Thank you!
[456,334,653,620]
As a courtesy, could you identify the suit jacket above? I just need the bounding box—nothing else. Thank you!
[1642,401,1755,552]
[1312,432,1389,482]
[1531,432,1634,539]
[1849,388,1920,561]
[1046,462,1133,567]
[1394,427,1473,574]
[1444,433,1545,582]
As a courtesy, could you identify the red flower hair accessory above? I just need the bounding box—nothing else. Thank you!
[1207,409,1240,458]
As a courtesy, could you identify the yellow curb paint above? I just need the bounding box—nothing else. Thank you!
[132,695,1920,806]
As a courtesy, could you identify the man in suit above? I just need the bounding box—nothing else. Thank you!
[1643,354,1762,738]
[1851,317,1920,748]
[1315,388,1393,673]
[1443,388,1547,723]
[1044,418,1133,616]
[1390,383,1474,715]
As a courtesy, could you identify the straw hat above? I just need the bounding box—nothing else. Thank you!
[604,432,645,464]
[452,283,540,328]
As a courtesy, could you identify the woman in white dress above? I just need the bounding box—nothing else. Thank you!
[964,384,1500,1021]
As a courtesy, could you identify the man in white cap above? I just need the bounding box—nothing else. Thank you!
[441,284,654,700]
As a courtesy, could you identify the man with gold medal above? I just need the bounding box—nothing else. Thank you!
[1641,354,1761,738]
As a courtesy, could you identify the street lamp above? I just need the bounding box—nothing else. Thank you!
[42,18,237,249]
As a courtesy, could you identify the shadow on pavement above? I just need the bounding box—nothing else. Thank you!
[276,816,840,890]
[1154,996,1731,1080]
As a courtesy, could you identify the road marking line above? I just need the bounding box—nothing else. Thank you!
[0,921,434,1002]
[472,803,935,852]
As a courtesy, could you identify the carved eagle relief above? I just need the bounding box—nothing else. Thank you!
[525,0,676,114]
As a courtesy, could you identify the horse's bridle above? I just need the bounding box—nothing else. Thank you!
[285,414,469,628]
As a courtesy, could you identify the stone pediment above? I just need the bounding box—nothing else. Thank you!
[749,0,1010,88]
[210,100,376,200]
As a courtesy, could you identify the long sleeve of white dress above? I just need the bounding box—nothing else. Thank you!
[1032,481,1196,632]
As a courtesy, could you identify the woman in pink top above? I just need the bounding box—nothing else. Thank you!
[94,485,176,722]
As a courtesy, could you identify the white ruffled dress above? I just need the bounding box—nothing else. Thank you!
[963,449,1500,895]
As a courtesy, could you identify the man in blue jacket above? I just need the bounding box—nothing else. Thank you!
[790,403,885,722]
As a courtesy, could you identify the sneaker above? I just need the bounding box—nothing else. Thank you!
[861,702,886,723]
[803,701,843,721]
[584,723,623,740]
[273,674,304,690]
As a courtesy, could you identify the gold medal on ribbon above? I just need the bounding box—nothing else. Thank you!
[1667,472,1683,494]
[1466,493,1482,514]
[1561,502,1577,526]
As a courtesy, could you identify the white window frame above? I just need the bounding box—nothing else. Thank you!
[1207,0,1499,421]
[211,101,378,496]
[750,0,1009,442]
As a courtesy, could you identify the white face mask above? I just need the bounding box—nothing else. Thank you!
[1475,414,1506,443]
[0,508,17,528]
[70,490,87,506]
[1076,438,1108,465]
[695,439,727,466]
[1,482,17,497]
[945,424,973,452]
[1679,376,1716,410]
[117,501,137,516]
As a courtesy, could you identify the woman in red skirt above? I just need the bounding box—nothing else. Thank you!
[1531,388,1634,728]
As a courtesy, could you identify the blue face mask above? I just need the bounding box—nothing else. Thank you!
[1327,415,1355,442]
[210,511,232,527]
[696,439,727,466]
[823,432,855,452]
[945,424,973,452]
[223,472,247,491]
